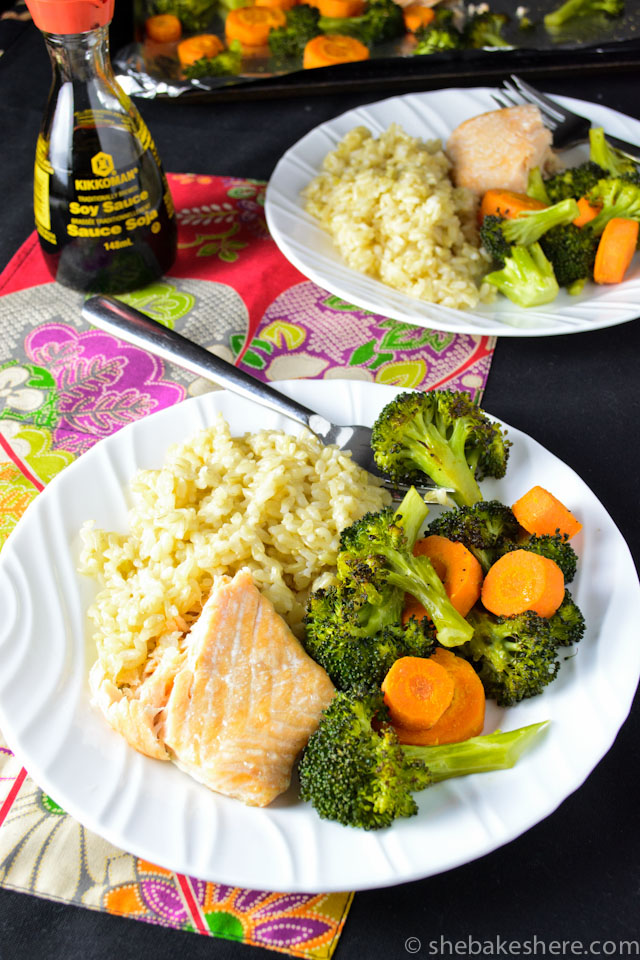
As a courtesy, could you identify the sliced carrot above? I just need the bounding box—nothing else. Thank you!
[593,217,639,285]
[381,656,455,731]
[302,33,370,67]
[225,5,286,45]
[402,534,483,623]
[573,196,601,228]
[512,485,582,539]
[480,189,547,222]
[307,0,365,15]
[417,535,483,618]
[256,0,299,10]
[145,13,183,43]
[177,33,224,66]
[481,549,565,619]
[403,3,435,31]
[393,648,486,746]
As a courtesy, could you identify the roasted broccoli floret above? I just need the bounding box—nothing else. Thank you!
[151,0,216,32]
[515,533,578,583]
[544,0,624,30]
[427,500,522,572]
[268,3,321,61]
[303,488,444,689]
[427,501,579,580]
[480,198,580,266]
[589,128,640,181]
[371,390,510,508]
[298,688,548,828]
[587,177,640,233]
[480,200,598,289]
[318,0,405,46]
[538,222,599,289]
[484,242,559,307]
[414,7,462,54]
[543,161,607,203]
[548,590,586,646]
[463,607,560,705]
[462,590,585,706]
[479,215,513,266]
[464,11,512,47]
[413,24,461,53]
[304,584,436,690]
[337,490,474,648]
[184,40,243,79]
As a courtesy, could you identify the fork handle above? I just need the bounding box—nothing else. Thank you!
[82,295,322,432]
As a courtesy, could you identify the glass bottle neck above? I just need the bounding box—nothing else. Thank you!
[42,26,114,84]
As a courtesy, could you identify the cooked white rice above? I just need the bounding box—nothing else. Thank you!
[79,414,391,686]
[303,123,494,310]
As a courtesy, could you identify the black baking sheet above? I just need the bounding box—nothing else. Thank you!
[113,0,640,101]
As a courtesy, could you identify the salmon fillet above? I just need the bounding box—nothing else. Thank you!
[89,646,182,762]
[161,571,335,806]
[446,105,555,196]
[91,570,335,806]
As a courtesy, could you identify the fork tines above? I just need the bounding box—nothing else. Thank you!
[505,75,566,124]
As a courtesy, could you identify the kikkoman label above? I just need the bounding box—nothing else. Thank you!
[34,120,172,250]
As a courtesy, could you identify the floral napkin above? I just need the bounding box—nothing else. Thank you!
[0,173,496,956]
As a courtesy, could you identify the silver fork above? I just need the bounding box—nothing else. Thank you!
[82,296,443,502]
[493,74,640,161]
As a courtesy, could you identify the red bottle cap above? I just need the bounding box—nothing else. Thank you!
[25,0,114,34]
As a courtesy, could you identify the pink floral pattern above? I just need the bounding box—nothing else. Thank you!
[24,323,185,455]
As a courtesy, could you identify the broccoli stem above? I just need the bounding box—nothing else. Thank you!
[393,486,429,549]
[386,554,474,647]
[485,243,560,308]
[502,198,580,246]
[589,127,638,179]
[526,167,551,206]
[402,418,483,507]
[403,722,549,783]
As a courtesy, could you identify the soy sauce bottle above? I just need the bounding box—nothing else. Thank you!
[25,0,177,293]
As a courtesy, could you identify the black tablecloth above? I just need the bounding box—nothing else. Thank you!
[0,14,638,960]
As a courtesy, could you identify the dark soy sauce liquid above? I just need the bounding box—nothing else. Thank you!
[39,122,177,293]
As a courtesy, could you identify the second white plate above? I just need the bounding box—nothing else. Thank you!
[265,86,640,337]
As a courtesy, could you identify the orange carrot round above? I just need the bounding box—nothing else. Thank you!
[145,13,183,43]
[256,0,299,10]
[225,6,286,46]
[415,535,483,618]
[403,3,435,32]
[573,196,601,228]
[512,485,582,539]
[177,33,224,66]
[381,656,455,731]
[593,217,639,285]
[393,648,486,746]
[481,549,565,619]
[302,33,370,68]
[307,0,365,14]
[480,189,546,222]
[403,534,483,624]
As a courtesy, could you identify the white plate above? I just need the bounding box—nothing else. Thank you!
[265,87,640,337]
[0,380,638,892]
